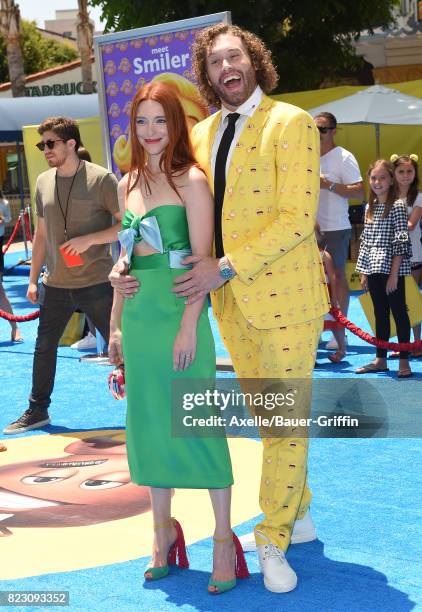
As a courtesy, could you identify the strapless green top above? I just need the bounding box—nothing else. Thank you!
[119,205,191,267]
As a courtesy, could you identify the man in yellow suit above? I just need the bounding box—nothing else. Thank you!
[110,24,328,594]
[174,24,328,593]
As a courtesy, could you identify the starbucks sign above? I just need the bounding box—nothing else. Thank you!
[25,82,98,96]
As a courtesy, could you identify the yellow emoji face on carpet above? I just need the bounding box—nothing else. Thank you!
[0,433,150,532]
[0,431,261,579]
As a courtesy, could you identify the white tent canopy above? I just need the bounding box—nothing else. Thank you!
[309,85,422,157]
[0,94,100,140]
[309,85,422,125]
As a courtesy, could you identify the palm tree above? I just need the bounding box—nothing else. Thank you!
[77,0,94,94]
[0,0,25,97]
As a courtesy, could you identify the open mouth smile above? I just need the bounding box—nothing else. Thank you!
[221,74,241,88]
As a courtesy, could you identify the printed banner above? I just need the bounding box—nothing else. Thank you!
[94,14,230,177]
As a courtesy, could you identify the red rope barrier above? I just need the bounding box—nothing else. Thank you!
[23,211,32,241]
[2,215,22,254]
[0,308,39,322]
[330,306,422,351]
[2,211,33,255]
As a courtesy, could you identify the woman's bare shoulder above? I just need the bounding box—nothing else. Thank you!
[178,166,208,190]
[176,165,208,188]
[118,172,130,191]
[187,164,207,180]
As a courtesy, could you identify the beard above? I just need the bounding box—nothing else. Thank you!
[213,66,257,108]
[46,156,65,168]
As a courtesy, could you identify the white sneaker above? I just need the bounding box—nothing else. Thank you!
[238,531,257,552]
[290,510,317,544]
[325,335,348,350]
[70,332,97,350]
[239,510,317,552]
[257,531,297,593]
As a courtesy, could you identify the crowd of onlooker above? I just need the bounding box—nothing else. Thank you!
[315,112,422,378]
[1,113,421,378]
[0,25,420,595]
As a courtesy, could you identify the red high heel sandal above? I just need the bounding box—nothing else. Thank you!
[208,531,250,594]
[144,517,189,581]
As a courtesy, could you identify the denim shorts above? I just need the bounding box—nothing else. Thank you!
[317,229,351,269]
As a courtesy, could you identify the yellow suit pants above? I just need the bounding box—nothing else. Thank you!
[216,284,323,551]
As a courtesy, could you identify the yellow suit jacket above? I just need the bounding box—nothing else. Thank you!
[191,94,329,330]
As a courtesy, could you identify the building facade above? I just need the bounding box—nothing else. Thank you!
[355,0,422,83]
[0,58,97,98]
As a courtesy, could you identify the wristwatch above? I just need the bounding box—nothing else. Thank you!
[218,256,236,281]
[328,182,337,192]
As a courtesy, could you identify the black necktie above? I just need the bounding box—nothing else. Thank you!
[214,112,240,257]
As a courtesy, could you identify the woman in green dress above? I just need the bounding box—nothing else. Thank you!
[108,81,248,594]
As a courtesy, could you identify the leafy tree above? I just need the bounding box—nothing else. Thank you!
[0,0,25,96]
[0,19,78,83]
[90,0,399,92]
[77,0,95,93]
[0,35,7,82]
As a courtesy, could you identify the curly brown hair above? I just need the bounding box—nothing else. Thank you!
[191,24,279,108]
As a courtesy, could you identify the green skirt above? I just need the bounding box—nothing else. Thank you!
[122,254,233,488]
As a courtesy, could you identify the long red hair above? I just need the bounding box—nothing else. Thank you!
[127,81,197,197]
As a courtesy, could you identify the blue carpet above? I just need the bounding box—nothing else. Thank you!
[0,252,421,611]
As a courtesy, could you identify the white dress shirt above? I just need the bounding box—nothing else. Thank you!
[211,86,263,180]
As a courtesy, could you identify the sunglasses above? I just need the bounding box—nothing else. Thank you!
[36,139,66,151]
[317,126,336,134]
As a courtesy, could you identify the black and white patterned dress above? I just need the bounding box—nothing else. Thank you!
[356,200,412,276]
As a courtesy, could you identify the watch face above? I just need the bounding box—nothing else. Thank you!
[219,257,235,280]
[219,266,233,280]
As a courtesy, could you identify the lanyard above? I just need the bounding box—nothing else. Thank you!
[55,160,81,240]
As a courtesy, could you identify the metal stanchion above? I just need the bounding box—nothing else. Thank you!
[5,211,32,272]
[15,141,31,265]
[25,206,33,242]
[19,211,30,262]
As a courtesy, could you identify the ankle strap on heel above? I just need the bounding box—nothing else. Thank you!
[153,517,174,532]
[213,531,233,543]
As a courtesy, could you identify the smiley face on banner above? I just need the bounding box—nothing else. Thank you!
[97,14,230,178]
[112,72,210,175]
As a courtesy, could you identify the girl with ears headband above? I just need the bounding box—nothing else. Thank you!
[390,154,422,358]
[355,159,412,377]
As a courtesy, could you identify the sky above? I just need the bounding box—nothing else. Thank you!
[16,0,106,32]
